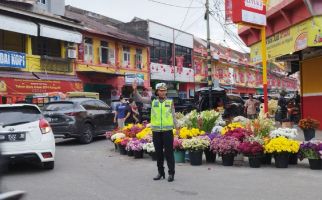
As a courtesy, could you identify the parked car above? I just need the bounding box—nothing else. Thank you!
[43,98,116,144]
[172,98,195,114]
[0,104,55,170]
[194,87,245,118]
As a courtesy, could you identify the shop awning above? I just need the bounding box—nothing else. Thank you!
[39,23,82,43]
[0,13,37,36]
[0,71,81,82]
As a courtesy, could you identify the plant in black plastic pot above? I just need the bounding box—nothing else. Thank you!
[238,140,264,168]
[299,140,322,170]
[210,136,240,166]
[298,118,320,141]
[182,137,210,166]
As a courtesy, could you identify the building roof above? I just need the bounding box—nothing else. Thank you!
[0,2,83,29]
[65,6,150,47]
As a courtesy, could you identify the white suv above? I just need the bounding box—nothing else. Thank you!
[0,104,55,170]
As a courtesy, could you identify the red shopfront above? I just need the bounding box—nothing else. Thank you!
[0,77,83,104]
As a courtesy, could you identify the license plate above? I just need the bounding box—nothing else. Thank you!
[0,133,26,142]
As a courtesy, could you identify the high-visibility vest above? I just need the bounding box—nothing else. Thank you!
[150,99,174,131]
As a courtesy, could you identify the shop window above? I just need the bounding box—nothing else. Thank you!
[123,46,130,67]
[0,30,25,53]
[32,36,60,57]
[150,38,172,65]
[99,41,115,65]
[84,37,93,62]
[37,0,47,4]
[175,45,192,68]
[136,49,143,69]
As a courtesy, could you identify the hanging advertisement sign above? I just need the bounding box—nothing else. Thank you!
[226,0,267,26]
[125,73,145,86]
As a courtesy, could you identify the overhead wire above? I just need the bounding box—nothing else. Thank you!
[147,0,203,9]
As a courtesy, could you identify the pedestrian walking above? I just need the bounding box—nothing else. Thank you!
[129,98,140,124]
[114,95,131,129]
[244,94,259,119]
[276,91,288,124]
[132,81,178,182]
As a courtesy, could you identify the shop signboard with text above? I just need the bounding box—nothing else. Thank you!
[250,20,308,62]
[226,0,267,26]
[0,50,26,69]
[1,78,83,94]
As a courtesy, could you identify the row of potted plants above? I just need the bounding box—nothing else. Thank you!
[107,111,321,170]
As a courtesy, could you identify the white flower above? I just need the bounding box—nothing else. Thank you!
[211,126,223,134]
[145,142,155,153]
[269,128,298,139]
[111,133,125,141]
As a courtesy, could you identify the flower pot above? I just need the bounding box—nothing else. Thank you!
[304,128,315,141]
[118,144,127,155]
[114,143,119,152]
[127,150,134,157]
[222,153,235,166]
[174,150,185,163]
[234,154,244,165]
[189,150,203,166]
[150,152,157,161]
[248,156,261,168]
[309,159,322,170]
[133,150,144,159]
[260,154,272,165]
[288,153,298,165]
[204,148,216,163]
[274,153,290,168]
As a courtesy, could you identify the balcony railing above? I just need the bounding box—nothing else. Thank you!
[40,56,72,73]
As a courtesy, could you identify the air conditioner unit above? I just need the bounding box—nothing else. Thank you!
[67,49,77,59]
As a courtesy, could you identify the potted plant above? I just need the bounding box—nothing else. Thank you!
[223,127,252,165]
[269,128,299,164]
[298,140,322,170]
[238,141,264,168]
[126,139,144,159]
[264,136,300,168]
[298,118,320,141]
[111,133,126,151]
[182,137,210,166]
[118,137,130,155]
[204,133,219,163]
[173,137,185,163]
[143,142,156,161]
[210,136,240,166]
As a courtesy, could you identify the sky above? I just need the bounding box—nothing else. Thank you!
[65,0,250,53]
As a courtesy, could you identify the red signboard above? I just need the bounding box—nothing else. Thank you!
[226,0,267,26]
[0,78,83,94]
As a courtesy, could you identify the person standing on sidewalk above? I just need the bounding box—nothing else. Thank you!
[132,81,178,182]
[114,95,131,129]
[244,94,260,119]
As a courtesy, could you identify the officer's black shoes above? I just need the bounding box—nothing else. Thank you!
[153,174,165,180]
[168,174,174,182]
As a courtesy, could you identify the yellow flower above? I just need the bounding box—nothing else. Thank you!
[221,122,243,135]
[114,138,122,144]
[136,127,152,139]
[264,136,300,153]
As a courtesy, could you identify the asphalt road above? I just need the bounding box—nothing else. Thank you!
[2,131,322,200]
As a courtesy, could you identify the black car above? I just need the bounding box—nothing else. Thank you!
[172,97,195,114]
[194,87,245,118]
[43,98,115,144]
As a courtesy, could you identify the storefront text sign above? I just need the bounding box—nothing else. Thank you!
[0,50,26,69]
[226,0,266,26]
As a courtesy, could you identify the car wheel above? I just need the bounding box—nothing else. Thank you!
[79,123,94,144]
[43,161,54,170]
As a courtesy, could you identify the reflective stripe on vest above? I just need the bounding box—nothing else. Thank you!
[150,99,174,131]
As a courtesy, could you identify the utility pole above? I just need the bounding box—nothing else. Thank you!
[206,0,212,109]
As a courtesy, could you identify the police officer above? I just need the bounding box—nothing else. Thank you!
[132,81,178,182]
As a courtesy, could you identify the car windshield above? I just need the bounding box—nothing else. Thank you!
[0,106,41,125]
[43,102,74,111]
